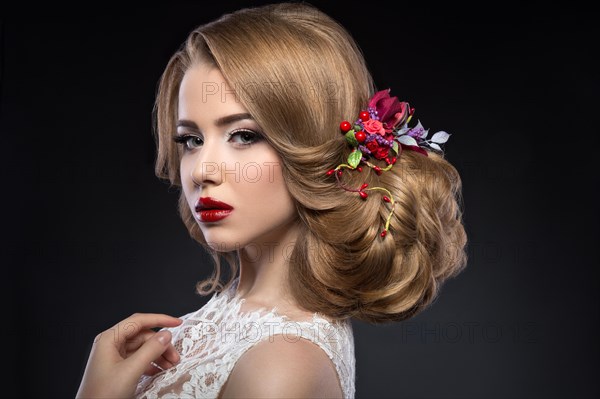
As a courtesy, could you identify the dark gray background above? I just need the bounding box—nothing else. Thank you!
[2,1,598,398]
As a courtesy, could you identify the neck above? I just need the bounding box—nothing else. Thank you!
[235,221,300,306]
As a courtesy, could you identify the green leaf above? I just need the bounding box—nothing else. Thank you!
[392,141,399,155]
[345,130,358,147]
[348,149,362,168]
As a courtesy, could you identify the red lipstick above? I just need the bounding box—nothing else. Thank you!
[195,197,233,223]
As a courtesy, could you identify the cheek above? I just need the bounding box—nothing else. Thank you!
[180,158,194,199]
[238,159,293,213]
[240,161,279,193]
[180,157,204,217]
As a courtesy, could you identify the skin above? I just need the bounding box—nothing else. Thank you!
[218,335,344,398]
[76,313,182,398]
[177,63,301,313]
[77,63,342,398]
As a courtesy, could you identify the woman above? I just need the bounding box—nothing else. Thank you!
[76,2,467,398]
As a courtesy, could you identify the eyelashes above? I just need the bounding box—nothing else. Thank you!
[172,128,263,151]
[226,128,263,146]
[172,134,203,149]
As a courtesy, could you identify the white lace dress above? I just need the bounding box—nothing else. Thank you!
[134,277,355,398]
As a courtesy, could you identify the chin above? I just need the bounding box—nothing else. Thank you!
[200,232,240,253]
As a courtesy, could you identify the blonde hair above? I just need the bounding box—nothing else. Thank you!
[153,2,467,324]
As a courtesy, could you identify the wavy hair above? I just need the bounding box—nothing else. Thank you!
[153,2,467,323]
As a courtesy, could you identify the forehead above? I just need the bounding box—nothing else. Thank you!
[178,64,247,121]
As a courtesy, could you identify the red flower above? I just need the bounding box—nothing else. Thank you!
[366,140,379,153]
[363,119,385,135]
[368,89,410,132]
[374,146,389,160]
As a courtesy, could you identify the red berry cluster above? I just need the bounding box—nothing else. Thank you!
[339,110,371,144]
[331,109,397,239]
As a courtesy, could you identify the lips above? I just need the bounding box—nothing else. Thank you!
[195,197,233,223]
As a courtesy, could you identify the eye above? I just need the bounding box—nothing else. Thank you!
[173,134,203,150]
[228,129,262,146]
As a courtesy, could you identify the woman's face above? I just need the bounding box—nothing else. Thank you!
[177,63,297,252]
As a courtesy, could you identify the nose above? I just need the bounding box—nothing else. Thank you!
[190,140,223,187]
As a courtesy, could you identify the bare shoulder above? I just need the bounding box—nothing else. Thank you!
[219,334,343,398]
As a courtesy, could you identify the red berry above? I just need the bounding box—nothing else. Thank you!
[382,196,391,203]
[380,230,387,238]
[360,183,369,190]
[355,130,367,143]
[374,166,382,175]
[359,191,368,199]
[357,167,363,172]
[359,111,370,121]
[385,157,391,165]
[326,169,335,176]
[340,121,352,132]
[337,170,343,176]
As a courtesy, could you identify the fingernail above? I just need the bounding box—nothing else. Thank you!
[157,332,170,345]
[151,361,165,371]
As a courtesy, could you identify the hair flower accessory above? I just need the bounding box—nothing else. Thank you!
[327,89,451,238]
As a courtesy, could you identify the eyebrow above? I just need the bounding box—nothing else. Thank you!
[176,113,254,129]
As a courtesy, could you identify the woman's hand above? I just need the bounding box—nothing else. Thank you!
[76,313,183,398]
